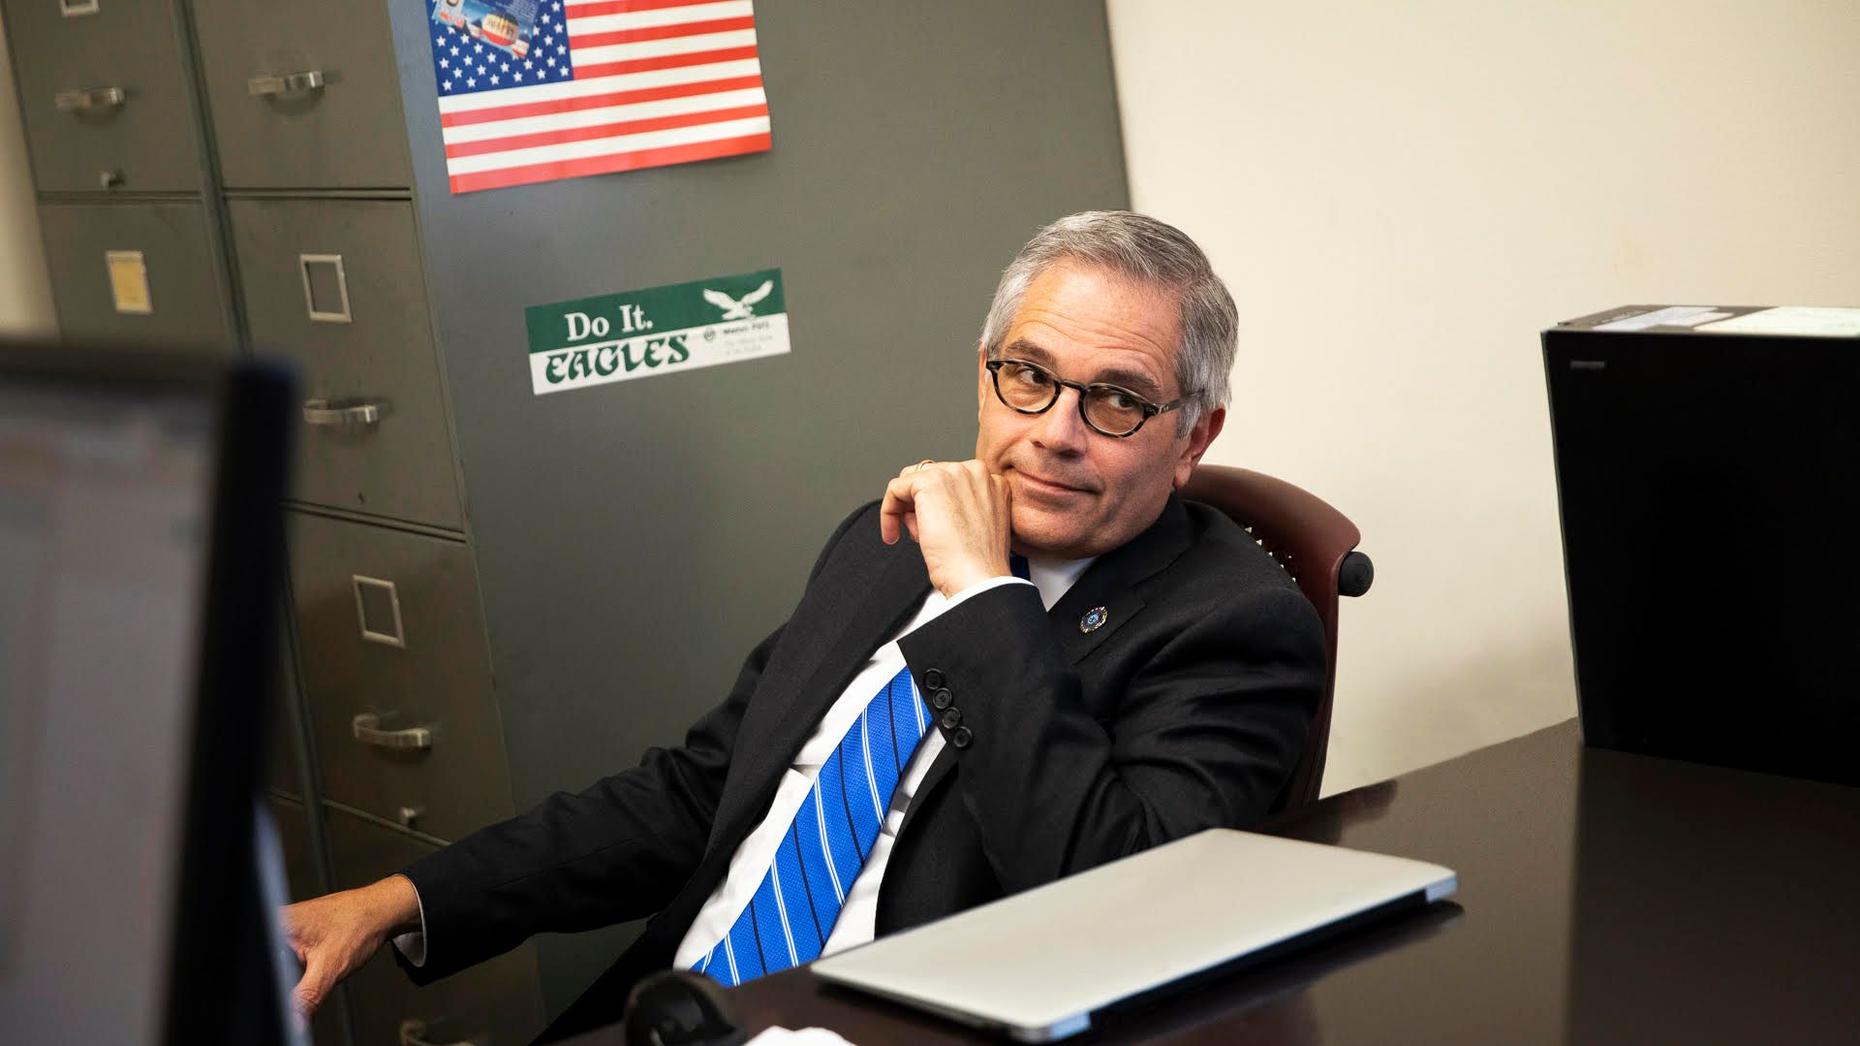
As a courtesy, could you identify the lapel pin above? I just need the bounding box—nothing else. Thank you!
[1079,606,1109,634]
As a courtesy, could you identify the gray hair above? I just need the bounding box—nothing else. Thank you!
[979,210,1236,433]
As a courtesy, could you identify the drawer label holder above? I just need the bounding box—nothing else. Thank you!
[524,267,789,396]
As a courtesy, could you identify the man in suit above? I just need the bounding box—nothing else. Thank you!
[282,210,1327,1040]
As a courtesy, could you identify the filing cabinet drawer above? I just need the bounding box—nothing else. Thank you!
[325,805,544,1046]
[0,0,207,192]
[37,201,234,350]
[190,0,412,189]
[288,511,514,843]
[230,199,463,529]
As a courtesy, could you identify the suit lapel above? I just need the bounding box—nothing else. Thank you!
[896,496,1196,839]
[705,538,931,856]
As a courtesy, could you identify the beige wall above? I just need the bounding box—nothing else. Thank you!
[1106,1,1860,793]
[0,11,54,335]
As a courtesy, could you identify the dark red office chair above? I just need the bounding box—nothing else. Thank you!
[1180,465,1373,811]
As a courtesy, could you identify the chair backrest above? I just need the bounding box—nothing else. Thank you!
[1180,465,1373,810]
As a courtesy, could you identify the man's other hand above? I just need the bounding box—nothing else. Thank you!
[280,874,420,1016]
[880,459,1013,597]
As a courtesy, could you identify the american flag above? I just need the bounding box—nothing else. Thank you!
[426,0,772,194]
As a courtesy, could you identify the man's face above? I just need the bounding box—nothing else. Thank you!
[975,260,1225,560]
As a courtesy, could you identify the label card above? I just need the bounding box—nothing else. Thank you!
[105,251,151,315]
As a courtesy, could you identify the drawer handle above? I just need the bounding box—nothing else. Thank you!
[54,86,125,112]
[302,399,382,427]
[353,713,432,751]
[248,70,327,97]
[399,1020,483,1046]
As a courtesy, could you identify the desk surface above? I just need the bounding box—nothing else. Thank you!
[581,721,1860,1044]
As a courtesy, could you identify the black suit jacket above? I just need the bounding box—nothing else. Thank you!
[399,494,1326,1041]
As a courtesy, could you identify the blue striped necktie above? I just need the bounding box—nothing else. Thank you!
[694,666,927,986]
[693,555,1028,987]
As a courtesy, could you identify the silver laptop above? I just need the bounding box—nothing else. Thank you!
[811,828,1456,1041]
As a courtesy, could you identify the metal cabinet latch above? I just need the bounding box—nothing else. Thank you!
[54,86,125,112]
[302,400,383,427]
[352,713,433,752]
[248,70,327,97]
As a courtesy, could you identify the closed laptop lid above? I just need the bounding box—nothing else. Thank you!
[811,828,1456,1041]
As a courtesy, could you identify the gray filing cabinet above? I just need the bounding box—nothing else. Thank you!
[6,2,1130,1040]
[2,0,237,352]
[5,0,208,192]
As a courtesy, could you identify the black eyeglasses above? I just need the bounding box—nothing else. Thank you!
[984,358,1187,438]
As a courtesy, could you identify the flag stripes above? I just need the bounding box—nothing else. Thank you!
[430,0,770,193]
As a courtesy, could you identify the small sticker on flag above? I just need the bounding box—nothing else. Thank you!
[524,268,789,395]
[425,0,773,194]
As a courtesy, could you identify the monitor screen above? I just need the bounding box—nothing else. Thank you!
[0,377,216,1041]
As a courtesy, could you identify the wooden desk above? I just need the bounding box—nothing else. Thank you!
[575,721,1860,1043]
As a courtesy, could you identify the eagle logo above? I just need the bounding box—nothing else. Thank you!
[702,280,774,320]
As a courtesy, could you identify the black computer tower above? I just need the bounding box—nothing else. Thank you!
[1544,305,1860,787]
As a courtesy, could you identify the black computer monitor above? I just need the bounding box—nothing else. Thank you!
[0,342,295,1044]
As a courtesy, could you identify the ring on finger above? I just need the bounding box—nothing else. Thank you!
[913,458,936,472]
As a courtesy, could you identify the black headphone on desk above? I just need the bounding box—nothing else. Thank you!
[624,970,746,1046]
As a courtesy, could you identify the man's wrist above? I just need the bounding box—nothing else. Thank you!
[937,556,1013,598]
[368,874,423,937]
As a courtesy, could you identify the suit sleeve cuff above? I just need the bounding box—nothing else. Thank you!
[943,574,1033,610]
[390,881,430,968]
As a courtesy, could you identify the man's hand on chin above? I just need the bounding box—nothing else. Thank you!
[879,459,1015,597]
[280,874,421,1017]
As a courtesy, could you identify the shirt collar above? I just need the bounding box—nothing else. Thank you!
[1023,554,1095,611]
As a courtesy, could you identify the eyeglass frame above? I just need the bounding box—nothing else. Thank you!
[983,357,1190,438]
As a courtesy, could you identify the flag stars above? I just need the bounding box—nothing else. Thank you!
[430,4,572,97]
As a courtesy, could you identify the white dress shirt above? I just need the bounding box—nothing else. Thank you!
[397,557,1091,971]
